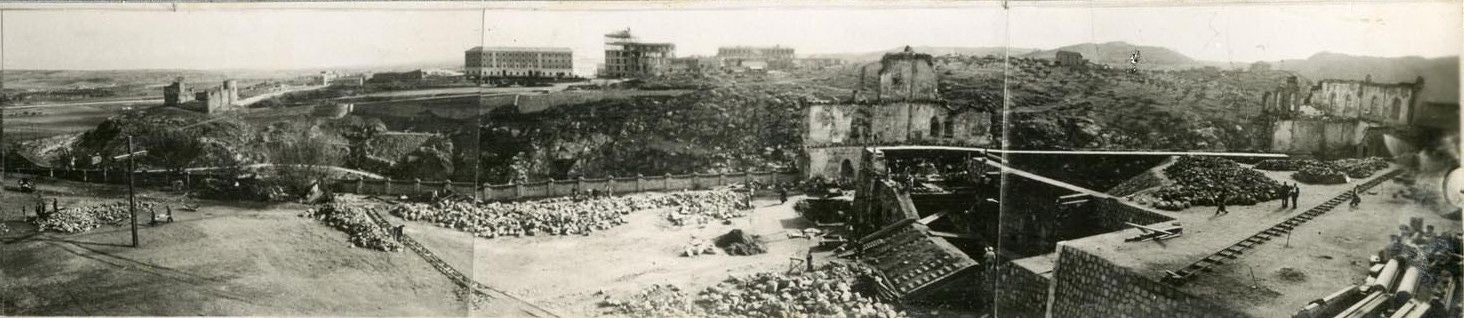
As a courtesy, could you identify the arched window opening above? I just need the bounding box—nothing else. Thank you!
[929,116,942,139]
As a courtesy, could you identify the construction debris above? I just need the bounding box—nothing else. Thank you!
[604,263,905,318]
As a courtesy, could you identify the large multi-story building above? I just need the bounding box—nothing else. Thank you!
[465,46,575,79]
[601,29,675,78]
[717,46,795,70]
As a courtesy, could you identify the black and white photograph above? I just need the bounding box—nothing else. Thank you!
[0,1,1459,317]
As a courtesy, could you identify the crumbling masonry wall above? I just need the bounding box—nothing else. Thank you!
[1048,245,1247,318]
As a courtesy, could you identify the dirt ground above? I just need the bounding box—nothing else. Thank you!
[2,104,144,142]
[393,194,820,317]
[0,177,468,316]
[1067,165,1461,317]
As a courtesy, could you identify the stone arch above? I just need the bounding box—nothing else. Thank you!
[1330,92,1337,107]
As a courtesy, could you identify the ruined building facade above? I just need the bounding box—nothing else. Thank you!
[801,47,993,182]
[163,78,240,114]
[1267,75,1427,158]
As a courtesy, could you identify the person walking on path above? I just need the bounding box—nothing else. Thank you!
[1214,192,1229,216]
[778,187,788,204]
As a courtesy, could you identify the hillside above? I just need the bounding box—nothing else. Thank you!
[1273,52,1459,103]
[808,46,1035,62]
[1022,41,1196,66]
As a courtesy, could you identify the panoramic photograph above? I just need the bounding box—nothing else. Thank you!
[0,1,1459,318]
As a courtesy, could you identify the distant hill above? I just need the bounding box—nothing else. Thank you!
[1270,52,1459,103]
[1022,41,1195,66]
[809,46,1035,62]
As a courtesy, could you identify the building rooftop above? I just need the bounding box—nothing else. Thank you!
[467,46,573,53]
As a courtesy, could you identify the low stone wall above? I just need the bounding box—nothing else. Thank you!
[990,261,1051,318]
[1090,197,1175,230]
[1049,245,1245,318]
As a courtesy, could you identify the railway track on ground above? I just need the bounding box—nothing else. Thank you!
[1163,169,1404,285]
[359,204,562,318]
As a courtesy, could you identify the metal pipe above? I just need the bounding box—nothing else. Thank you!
[1372,259,1403,292]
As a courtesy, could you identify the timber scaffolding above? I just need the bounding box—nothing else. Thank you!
[1162,169,1405,285]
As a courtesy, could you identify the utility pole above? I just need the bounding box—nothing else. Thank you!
[127,135,138,248]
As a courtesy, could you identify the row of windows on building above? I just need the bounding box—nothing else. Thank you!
[846,116,961,141]
[1327,92,1407,120]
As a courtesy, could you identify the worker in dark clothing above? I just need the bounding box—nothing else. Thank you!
[1350,187,1362,208]
[806,249,815,272]
[1290,183,1301,208]
[1280,187,1289,208]
[778,187,788,204]
[1214,192,1229,216]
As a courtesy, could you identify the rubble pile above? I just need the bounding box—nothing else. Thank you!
[1150,156,1289,210]
[1293,163,1348,185]
[1333,157,1391,178]
[1254,158,1391,184]
[392,190,748,238]
[1254,159,1322,171]
[665,191,751,226]
[33,202,132,233]
[301,203,401,252]
[714,229,766,256]
[605,263,904,318]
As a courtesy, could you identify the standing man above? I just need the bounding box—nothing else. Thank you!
[1291,183,1301,208]
[1214,192,1229,216]
[778,186,788,204]
[1280,184,1290,208]
[805,248,815,272]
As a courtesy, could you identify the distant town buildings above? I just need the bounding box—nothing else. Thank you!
[1054,50,1086,68]
[370,69,464,83]
[465,46,575,80]
[717,46,795,71]
[601,29,676,78]
[666,56,721,75]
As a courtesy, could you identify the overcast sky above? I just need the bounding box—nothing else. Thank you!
[1,1,1457,71]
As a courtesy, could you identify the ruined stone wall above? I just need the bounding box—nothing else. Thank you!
[951,110,993,145]
[991,261,1051,318]
[1311,80,1420,125]
[805,104,857,144]
[1049,245,1246,318]
[803,146,863,181]
[853,51,938,102]
[1088,198,1174,231]
[1271,119,1379,156]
